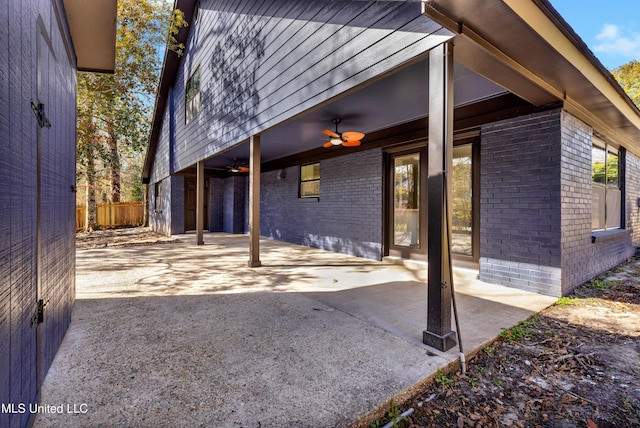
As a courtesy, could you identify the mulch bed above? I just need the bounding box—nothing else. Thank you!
[371,258,640,428]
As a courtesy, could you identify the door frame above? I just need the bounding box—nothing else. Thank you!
[384,143,429,261]
[184,176,209,231]
[382,136,480,264]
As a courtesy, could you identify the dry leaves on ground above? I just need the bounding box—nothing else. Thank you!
[374,257,640,428]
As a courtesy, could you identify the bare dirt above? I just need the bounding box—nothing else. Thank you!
[373,257,640,428]
[76,227,180,249]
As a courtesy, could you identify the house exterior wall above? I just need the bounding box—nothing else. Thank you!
[626,151,640,247]
[208,177,224,232]
[1,1,77,426]
[149,175,185,236]
[559,111,635,293]
[260,149,384,259]
[171,0,450,171]
[479,109,563,295]
[479,109,638,297]
[149,97,173,184]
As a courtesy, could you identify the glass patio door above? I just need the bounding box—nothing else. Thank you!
[387,149,427,260]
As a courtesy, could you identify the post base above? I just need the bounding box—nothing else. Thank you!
[248,260,262,268]
[423,330,457,351]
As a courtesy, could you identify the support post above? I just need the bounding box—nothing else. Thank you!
[196,160,205,245]
[423,41,457,352]
[248,135,262,267]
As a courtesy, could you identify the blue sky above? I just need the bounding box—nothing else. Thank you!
[550,0,640,70]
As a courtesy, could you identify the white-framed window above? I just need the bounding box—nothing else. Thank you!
[299,163,320,198]
[592,139,621,231]
[185,66,201,125]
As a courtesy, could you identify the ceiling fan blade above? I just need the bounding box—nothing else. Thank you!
[323,141,334,148]
[322,129,340,138]
[342,131,364,141]
[342,140,361,147]
[238,166,250,173]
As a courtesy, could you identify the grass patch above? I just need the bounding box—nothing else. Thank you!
[556,296,579,306]
[434,369,454,387]
[499,315,539,342]
[586,279,611,290]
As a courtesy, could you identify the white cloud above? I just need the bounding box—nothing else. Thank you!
[594,23,640,58]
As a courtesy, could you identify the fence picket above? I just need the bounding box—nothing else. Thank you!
[76,202,143,231]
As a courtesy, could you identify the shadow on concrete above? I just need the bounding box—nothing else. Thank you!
[34,233,557,427]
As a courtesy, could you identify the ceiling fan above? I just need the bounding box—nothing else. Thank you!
[227,158,249,173]
[322,118,365,148]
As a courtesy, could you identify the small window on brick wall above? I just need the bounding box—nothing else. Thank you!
[592,140,621,230]
[185,66,201,125]
[299,163,320,198]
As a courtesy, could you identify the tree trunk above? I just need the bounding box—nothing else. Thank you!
[107,124,121,203]
[85,141,98,231]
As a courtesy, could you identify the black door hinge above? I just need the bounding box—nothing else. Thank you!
[31,299,48,326]
[31,101,51,129]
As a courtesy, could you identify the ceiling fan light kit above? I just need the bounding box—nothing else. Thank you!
[227,158,249,174]
[322,117,365,148]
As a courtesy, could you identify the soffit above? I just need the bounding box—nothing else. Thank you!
[63,0,117,73]
[424,0,640,153]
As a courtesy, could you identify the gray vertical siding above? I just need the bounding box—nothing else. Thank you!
[168,0,450,172]
[1,0,77,426]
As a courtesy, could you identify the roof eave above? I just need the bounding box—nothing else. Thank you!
[63,0,117,73]
[423,0,640,153]
[143,0,197,183]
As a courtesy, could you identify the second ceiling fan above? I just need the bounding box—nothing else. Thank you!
[322,118,365,148]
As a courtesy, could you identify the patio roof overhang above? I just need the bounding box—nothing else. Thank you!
[422,0,640,154]
[143,0,640,183]
[63,0,117,73]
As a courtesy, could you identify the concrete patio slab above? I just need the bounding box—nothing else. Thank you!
[33,233,556,427]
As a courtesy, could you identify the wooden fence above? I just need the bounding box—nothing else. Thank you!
[76,202,144,231]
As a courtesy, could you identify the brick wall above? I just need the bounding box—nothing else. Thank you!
[626,151,640,247]
[260,149,384,260]
[209,177,224,232]
[171,176,185,235]
[149,176,185,236]
[479,109,563,295]
[223,176,246,234]
[559,112,635,292]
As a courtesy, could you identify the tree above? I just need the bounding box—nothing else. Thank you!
[76,0,186,231]
[612,60,640,108]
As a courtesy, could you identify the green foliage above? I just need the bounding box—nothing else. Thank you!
[499,317,538,342]
[586,279,612,290]
[386,400,407,427]
[556,296,579,306]
[467,376,479,388]
[612,60,640,108]
[435,369,454,387]
[167,8,189,56]
[77,0,180,212]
